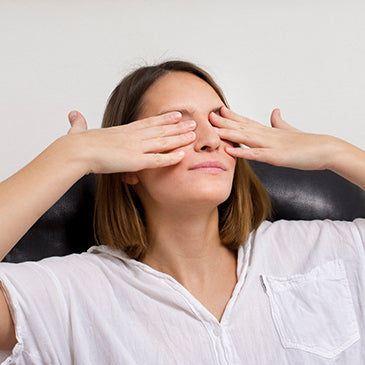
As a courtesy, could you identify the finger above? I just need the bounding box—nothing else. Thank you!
[214,125,264,148]
[141,119,196,140]
[209,111,240,129]
[210,109,262,132]
[144,131,196,153]
[214,127,249,144]
[134,111,183,130]
[143,150,185,169]
[220,106,250,123]
[68,111,88,134]
[270,109,300,132]
[225,146,278,164]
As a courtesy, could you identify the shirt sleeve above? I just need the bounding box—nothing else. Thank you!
[329,218,365,261]
[352,218,365,251]
[0,255,80,364]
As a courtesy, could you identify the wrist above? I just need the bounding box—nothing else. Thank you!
[321,136,342,171]
[325,136,357,172]
[52,134,91,177]
[324,136,365,190]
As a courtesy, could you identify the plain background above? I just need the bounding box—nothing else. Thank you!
[1,0,364,181]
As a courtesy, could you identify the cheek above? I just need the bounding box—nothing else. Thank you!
[135,164,181,193]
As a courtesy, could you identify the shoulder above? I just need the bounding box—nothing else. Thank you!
[255,218,365,244]
[0,246,133,299]
[249,219,365,273]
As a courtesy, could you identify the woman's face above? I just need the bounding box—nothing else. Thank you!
[131,71,236,211]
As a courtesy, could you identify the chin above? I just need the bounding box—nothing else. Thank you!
[186,187,232,206]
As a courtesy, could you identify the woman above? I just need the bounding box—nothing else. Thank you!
[0,60,364,364]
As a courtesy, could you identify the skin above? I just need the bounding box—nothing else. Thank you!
[210,106,365,189]
[127,73,239,320]
[1,70,365,350]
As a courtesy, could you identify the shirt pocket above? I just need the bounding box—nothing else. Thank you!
[260,259,360,359]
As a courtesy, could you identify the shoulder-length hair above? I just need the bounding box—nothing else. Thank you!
[94,60,271,260]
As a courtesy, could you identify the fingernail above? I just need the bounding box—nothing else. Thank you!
[69,112,77,121]
[226,147,235,152]
[172,112,182,120]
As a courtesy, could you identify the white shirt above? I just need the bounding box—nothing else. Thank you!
[0,219,365,364]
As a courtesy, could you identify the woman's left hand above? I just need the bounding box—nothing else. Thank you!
[209,106,338,171]
[210,106,365,190]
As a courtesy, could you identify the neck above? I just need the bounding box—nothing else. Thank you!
[140,205,237,290]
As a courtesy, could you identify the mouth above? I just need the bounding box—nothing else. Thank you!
[189,161,227,174]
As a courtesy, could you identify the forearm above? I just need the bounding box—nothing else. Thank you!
[0,135,87,260]
[0,109,194,260]
[327,137,365,191]
[211,108,365,191]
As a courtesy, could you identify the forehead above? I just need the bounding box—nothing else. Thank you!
[139,71,223,118]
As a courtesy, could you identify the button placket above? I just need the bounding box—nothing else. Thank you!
[211,324,232,365]
[213,324,223,337]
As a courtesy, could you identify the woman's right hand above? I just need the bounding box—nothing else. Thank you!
[66,111,196,175]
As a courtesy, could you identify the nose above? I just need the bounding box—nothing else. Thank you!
[193,117,221,152]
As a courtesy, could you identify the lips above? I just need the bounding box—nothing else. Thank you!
[189,161,226,173]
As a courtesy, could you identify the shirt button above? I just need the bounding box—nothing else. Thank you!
[213,325,222,337]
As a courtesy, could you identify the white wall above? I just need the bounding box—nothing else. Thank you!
[1,0,364,181]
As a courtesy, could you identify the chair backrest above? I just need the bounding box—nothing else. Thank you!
[249,161,365,221]
[4,161,365,263]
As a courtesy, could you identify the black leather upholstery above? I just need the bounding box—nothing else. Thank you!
[250,161,365,221]
[3,161,365,263]
[3,174,96,263]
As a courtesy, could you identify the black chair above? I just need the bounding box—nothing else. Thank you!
[3,161,365,263]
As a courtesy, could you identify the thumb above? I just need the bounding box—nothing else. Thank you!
[270,108,298,131]
[67,111,88,134]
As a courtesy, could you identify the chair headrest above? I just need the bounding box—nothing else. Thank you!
[4,161,365,263]
[248,160,365,221]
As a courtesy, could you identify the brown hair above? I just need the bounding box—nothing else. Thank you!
[94,60,271,260]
